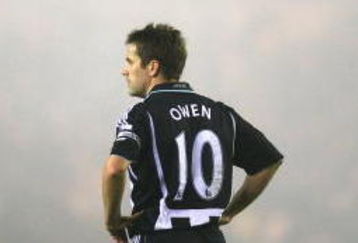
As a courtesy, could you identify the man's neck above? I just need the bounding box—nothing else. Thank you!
[145,77,178,96]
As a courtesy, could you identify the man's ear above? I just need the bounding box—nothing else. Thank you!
[147,60,161,77]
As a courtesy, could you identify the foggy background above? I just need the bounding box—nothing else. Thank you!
[1,0,357,242]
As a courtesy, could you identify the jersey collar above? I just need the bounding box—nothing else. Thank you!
[146,82,194,98]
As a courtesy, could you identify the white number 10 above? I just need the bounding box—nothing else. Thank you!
[174,130,224,201]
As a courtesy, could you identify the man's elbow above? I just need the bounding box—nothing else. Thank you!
[103,164,123,178]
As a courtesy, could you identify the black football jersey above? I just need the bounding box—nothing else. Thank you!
[111,82,283,233]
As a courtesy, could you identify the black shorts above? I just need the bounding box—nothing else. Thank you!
[131,225,226,243]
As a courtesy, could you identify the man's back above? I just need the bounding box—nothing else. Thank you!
[118,82,234,232]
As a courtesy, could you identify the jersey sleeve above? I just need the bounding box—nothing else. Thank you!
[110,103,147,162]
[227,107,284,175]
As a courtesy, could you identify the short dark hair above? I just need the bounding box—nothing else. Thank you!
[126,23,187,80]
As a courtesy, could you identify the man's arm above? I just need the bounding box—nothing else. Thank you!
[219,160,282,225]
[102,155,141,238]
[102,155,130,226]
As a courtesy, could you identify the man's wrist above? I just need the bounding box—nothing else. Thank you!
[105,212,121,226]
